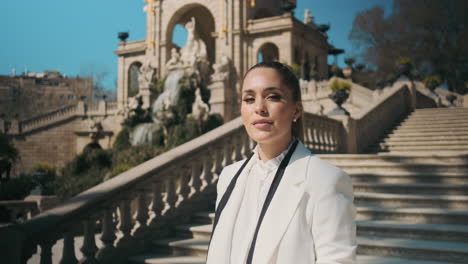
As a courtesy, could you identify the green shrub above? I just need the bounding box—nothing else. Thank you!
[0,174,36,200]
[395,57,414,67]
[329,79,351,93]
[30,163,56,195]
[202,113,224,133]
[113,127,131,151]
[112,145,165,168]
[289,63,301,78]
[111,164,132,176]
[55,148,112,198]
[424,75,442,88]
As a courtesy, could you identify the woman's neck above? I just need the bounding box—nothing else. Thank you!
[257,137,293,162]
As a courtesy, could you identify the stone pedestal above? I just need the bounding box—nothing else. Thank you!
[140,87,152,109]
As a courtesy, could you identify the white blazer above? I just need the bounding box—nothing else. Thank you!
[207,141,357,264]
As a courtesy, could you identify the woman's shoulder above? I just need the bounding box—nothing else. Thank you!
[305,155,352,189]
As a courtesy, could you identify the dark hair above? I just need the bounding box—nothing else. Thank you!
[243,61,304,141]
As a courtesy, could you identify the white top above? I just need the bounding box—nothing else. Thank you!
[230,145,290,264]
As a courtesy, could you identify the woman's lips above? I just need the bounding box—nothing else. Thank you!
[253,120,273,129]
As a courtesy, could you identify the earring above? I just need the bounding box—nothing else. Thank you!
[293,119,297,123]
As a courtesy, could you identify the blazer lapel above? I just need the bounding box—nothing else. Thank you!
[207,157,256,263]
[252,142,310,263]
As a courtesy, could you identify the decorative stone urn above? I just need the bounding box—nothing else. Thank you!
[328,90,350,116]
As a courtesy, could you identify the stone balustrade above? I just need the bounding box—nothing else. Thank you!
[0,111,345,263]
[2,100,118,135]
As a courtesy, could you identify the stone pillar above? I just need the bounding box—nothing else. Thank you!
[0,119,4,133]
[331,115,357,153]
[463,94,468,108]
[208,79,234,121]
[10,119,20,135]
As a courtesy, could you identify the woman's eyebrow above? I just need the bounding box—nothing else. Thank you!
[242,87,282,94]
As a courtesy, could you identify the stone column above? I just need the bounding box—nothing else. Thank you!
[208,79,234,121]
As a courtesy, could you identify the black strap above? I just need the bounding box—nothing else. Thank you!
[210,152,254,243]
[246,139,298,264]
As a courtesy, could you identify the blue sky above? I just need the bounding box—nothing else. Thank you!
[1,0,392,91]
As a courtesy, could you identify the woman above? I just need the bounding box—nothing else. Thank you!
[207,61,356,264]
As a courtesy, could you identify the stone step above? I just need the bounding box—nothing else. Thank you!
[128,255,206,264]
[354,192,468,209]
[403,113,468,120]
[383,135,468,143]
[353,182,468,195]
[175,224,212,240]
[401,118,468,125]
[412,108,468,114]
[357,255,456,264]
[340,163,468,174]
[392,126,468,133]
[357,236,468,263]
[379,141,468,148]
[128,254,454,264]
[397,123,468,130]
[319,153,468,165]
[193,212,214,225]
[377,145,468,152]
[350,172,468,184]
[357,220,468,243]
[152,238,208,258]
[172,221,468,246]
[357,206,468,225]
[387,131,468,137]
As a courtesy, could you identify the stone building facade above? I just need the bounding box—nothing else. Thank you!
[115,0,330,121]
[0,71,93,120]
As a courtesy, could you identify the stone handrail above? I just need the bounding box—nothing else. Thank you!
[20,105,79,133]
[0,111,343,263]
[352,82,413,153]
[4,101,118,135]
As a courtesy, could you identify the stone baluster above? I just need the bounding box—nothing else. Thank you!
[200,153,213,190]
[222,139,233,168]
[241,133,251,158]
[162,176,177,216]
[148,180,165,227]
[60,231,78,264]
[116,197,133,248]
[39,239,56,264]
[96,206,117,262]
[79,218,98,264]
[176,167,190,207]
[323,123,331,152]
[189,158,202,198]
[318,123,325,152]
[233,134,243,161]
[133,189,150,237]
[211,145,223,182]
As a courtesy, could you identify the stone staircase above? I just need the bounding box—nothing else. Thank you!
[375,108,468,153]
[128,108,468,264]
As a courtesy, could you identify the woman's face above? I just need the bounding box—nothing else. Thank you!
[241,67,302,145]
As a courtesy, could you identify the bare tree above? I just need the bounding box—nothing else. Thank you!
[349,0,468,93]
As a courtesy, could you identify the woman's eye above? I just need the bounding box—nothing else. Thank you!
[242,98,255,103]
[267,94,281,101]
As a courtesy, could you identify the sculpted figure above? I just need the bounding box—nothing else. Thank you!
[212,54,231,81]
[180,17,208,69]
[138,61,155,88]
[166,48,182,71]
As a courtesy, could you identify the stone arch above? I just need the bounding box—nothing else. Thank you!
[257,42,279,63]
[165,3,216,66]
[127,61,142,98]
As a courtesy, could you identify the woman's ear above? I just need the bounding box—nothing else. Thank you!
[294,103,303,120]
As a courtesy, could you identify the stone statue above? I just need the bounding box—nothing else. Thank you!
[138,61,156,88]
[180,17,208,69]
[166,48,182,71]
[211,54,231,82]
[304,9,313,24]
[192,88,209,121]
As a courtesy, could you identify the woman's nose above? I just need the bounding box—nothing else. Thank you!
[254,98,267,115]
